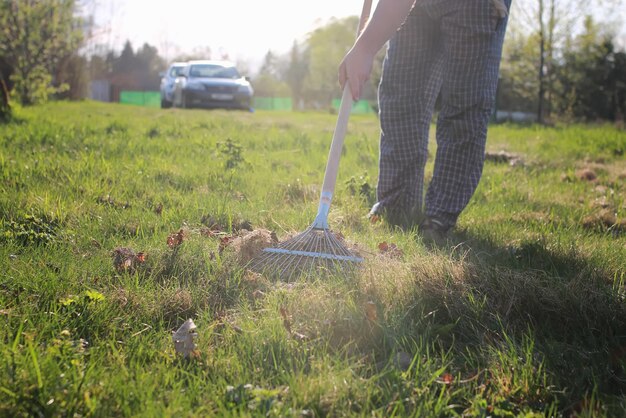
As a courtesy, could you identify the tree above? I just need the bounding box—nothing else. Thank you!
[285,41,308,109]
[556,17,626,121]
[499,28,542,114]
[304,17,358,107]
[508,0,624,123]
[135,43,166,89]
[55,54,89,100]
[113,41,135,74]
[498,0,621,122]
[252,50,290,98]
[0,0,83,105]
[301,16,384,108]
[0,74,10,121]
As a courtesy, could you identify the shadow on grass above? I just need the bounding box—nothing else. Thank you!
[402,230,626,413]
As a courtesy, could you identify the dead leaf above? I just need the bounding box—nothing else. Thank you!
[167,229,185,248]
[440,373,454,385]
[172,318,198,359]
[112,247,145,274]
[218,235,236,252]
[378,242,403,258]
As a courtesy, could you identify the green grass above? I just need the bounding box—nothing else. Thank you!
[1,101,625,417]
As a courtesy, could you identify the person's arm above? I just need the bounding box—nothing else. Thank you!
[339,0,416,100]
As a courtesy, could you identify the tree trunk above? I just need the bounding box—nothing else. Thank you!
[0,76,11,121]
[537,0,546,124]
[545,0,556,121]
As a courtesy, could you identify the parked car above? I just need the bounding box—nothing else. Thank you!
[160,62,187,108]
[172,60,253,111]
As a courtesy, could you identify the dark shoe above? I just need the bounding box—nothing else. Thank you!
[418,217,451,247]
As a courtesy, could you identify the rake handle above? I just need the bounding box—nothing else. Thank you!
[313,0,373,229]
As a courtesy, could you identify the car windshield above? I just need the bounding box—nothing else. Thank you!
[189,64,240,79]
[169,66,186,77]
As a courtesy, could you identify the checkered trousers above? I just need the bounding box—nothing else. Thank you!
[376,0,511,227]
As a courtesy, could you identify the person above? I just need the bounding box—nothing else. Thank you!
[339,0,511,245]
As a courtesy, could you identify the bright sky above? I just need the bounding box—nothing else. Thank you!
[91,0,625,72]
[92,0,369,71]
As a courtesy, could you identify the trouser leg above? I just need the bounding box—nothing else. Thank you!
[424,0,511,227]
[376,4,443,226]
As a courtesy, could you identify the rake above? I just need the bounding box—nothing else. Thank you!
[248,0,373,280]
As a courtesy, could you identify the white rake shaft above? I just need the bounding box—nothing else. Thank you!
[250,0,372,276]
[313,0,372,230]
[312,85,354,230]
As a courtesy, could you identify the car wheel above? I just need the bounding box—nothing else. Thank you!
[161,99,172,109]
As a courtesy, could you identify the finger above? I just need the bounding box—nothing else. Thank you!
[348,77,360,101]
[338,64,347,89]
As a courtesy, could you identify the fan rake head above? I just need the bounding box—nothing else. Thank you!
[247,225,363,281]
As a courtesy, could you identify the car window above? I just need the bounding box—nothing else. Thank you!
[169,66,186,77]
[189,64,240,79]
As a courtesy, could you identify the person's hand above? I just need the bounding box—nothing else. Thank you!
[338,43,376,101]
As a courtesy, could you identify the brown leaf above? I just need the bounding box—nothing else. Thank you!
[112,247,147,274]
[365,301,378,322]
[441,373,454,385]
[122,258,133,270]
[378,242,403,258]
[218,235,235,250]
[167,229,185,248]
[112,247,137,273]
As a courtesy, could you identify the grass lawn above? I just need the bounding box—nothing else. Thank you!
[1,101,625,417]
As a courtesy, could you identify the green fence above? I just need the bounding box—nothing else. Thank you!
[117,92,376,112]
[120,91,161,108]
[253,97,293,111]
[331,99,375,114]
[253,97,376,113]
